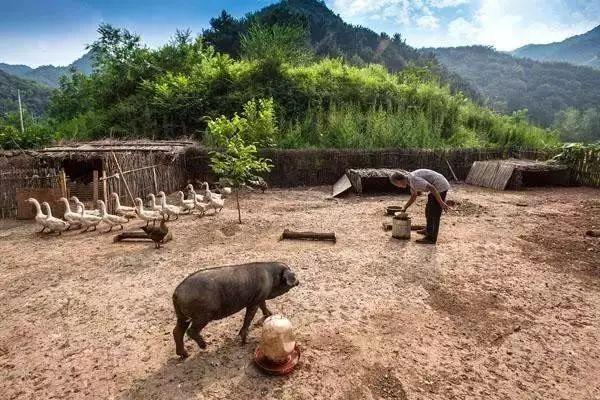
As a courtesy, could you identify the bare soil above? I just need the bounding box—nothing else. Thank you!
[1,185,599,400]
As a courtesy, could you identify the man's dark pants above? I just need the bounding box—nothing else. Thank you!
[425,191,447,243]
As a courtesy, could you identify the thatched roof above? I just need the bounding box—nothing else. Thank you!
[0,140,197,161]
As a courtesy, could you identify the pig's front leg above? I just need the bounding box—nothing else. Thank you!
[239,305,259,345]
[259,301,272,321]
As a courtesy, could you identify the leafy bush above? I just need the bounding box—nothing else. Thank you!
[205,98,278,148]
[0,111,55,149]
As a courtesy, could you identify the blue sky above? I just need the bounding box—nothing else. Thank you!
[1,0,599,67]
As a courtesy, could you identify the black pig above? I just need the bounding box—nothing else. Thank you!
[172,262,299,358]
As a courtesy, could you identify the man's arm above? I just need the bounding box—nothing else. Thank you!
[403,192,418,211]
[426,183,449,211]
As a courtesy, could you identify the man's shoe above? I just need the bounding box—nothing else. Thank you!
[415,237,436,244]
[416,229,427,235]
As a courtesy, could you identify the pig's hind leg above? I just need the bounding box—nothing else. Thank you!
[173,318,191,358]
[239,305,259,345]
[187,318,209,350]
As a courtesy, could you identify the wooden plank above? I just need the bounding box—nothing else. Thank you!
[332,174,353,197]
[492,163,515,190]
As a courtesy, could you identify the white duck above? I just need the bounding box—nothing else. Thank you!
[97,200,128,232]
[111,193,137,219]
[76,201,102,232]
[203,185,225,214]
[134,198,161,227]
[189,189,208,216]
[176,191,195,214]
[201,182,222,201]
[148,193,163,212]
[185,184,205,202]
[157,191,182,220]
[70,196,101,216]
[26,198,48,233]
[58,197,82,229]
[41,202,70,234]
[215,184,232,197]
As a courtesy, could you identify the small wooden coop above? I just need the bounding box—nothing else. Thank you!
[465,159,570,190]
[332,168,409,197]
[0,140,195,219]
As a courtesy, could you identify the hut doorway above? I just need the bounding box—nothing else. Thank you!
[62,158,102,184]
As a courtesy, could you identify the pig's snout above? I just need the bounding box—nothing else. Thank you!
[283,269,299,288]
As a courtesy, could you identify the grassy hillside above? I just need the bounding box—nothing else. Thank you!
[203,0,480,101]
[0,52,94,88]
[0,69,54,117]
[512,25,600,69]
[427,46,600,128]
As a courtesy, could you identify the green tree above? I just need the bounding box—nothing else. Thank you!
[205,98,278,148]
[209,136,272,223]
[240,23,312,65]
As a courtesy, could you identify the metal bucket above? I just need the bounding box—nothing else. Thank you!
[392,213,411,240]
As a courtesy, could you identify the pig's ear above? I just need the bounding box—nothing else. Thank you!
[282,268,297,287]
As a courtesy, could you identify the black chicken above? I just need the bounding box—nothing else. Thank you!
[141,219,169,249]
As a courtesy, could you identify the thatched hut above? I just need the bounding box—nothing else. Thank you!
[0,140,194,218]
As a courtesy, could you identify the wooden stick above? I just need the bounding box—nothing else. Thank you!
[280,229,336,243]
[99,164,160,181]
[445,158,459,182]
[152,166,158,194]
[111,152,135,205]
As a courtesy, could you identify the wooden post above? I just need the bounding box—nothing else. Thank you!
[111,152,135,205]
[152,167,158,194]
[17,89,24,134]
[59,169,68,197]
[102,170,108,212]
[92,170,99,204]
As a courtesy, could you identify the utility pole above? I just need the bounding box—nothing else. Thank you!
[17,89,24,134]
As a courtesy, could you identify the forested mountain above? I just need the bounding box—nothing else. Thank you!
[512,25,600,69]
[0,0,560,149]
[203,0,479,100]
[427,46,600,129]
[0,52,94,88]
[0,69,54,117]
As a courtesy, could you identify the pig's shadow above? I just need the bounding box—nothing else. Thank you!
[120,335,292,399]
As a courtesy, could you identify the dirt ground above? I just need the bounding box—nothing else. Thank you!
[1,185,599,400]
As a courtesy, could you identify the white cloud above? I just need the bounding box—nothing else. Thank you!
[417,15,439,30]
[445,0,600,50]
[326,0,600,50]
[430,0,469,8]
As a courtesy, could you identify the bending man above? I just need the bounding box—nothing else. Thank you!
[389,169,451,244]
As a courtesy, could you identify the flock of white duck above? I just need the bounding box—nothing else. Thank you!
[27,182,230,235]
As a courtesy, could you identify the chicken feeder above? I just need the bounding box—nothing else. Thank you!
[254,315,300,375]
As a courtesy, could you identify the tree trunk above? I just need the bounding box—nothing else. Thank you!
[236,188,242,224]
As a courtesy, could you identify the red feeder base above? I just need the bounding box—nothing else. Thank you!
[254,345,300,375]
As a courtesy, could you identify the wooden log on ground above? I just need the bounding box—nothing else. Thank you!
[586,230,600,238]
[382,222,426,231]
[113,230,173,243]
[280,229,336,243]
